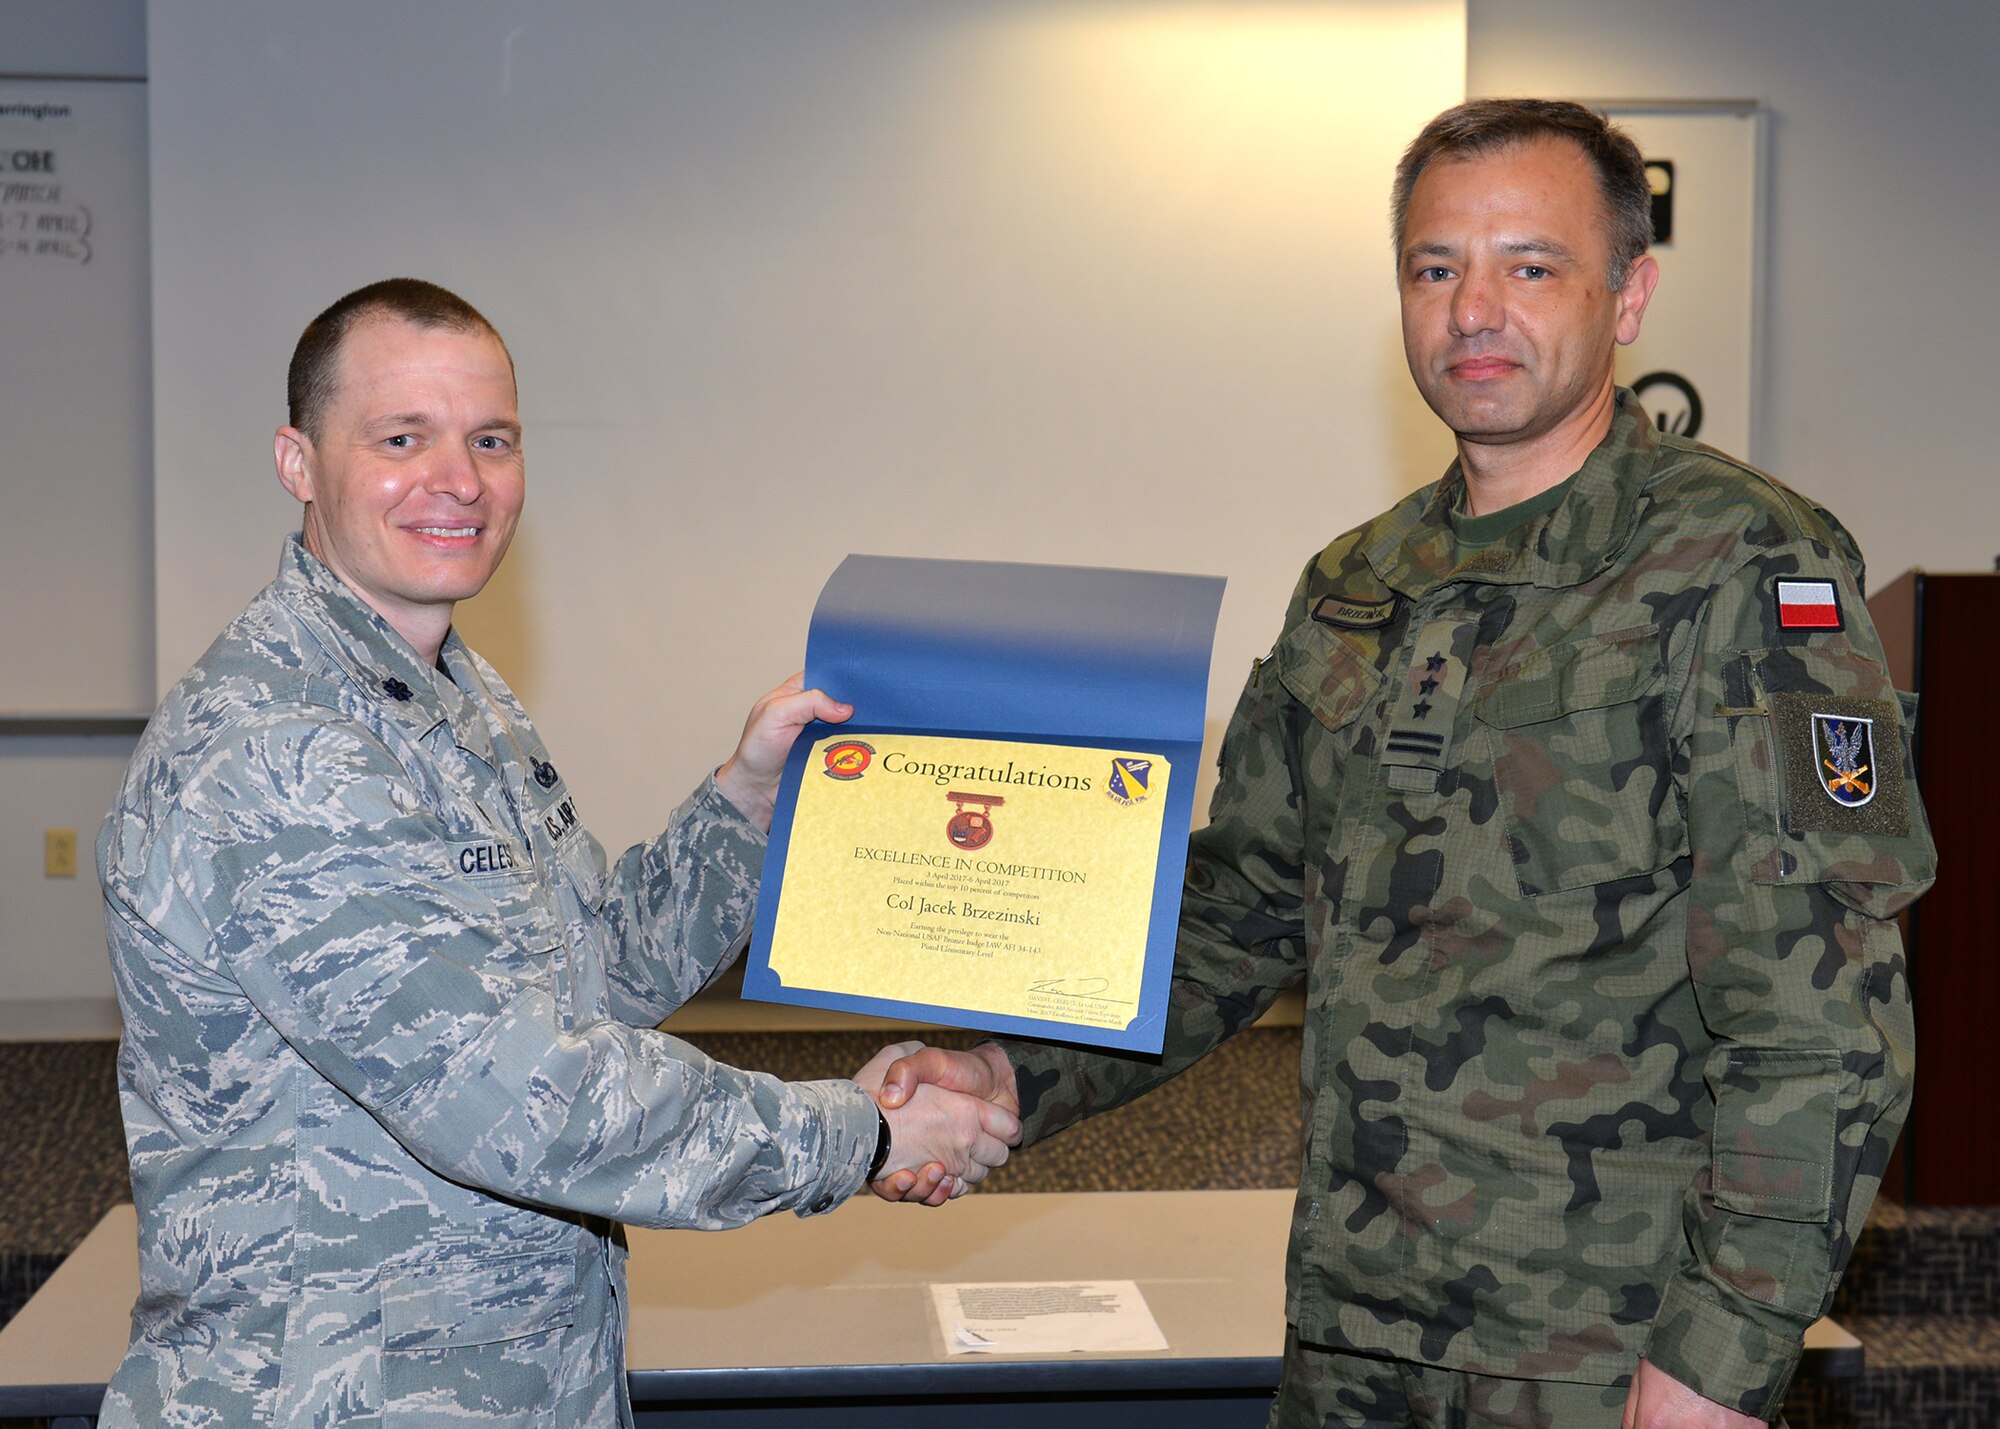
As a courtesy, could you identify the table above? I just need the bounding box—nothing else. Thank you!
[0,1191,1861,1426]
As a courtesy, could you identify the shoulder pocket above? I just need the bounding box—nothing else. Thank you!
[1729,653,1934,917]
[1274,619,1383,736]
[1473,625,1682,895]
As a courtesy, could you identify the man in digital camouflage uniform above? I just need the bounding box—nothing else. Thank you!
[881,100,1934,1427]
[97,278,1017,1427]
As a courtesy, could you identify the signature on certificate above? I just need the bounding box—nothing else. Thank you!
[1026,976,1129,1004]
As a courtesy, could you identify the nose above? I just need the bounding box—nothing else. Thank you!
[1449,265,1503,338]
[422,444,481,503]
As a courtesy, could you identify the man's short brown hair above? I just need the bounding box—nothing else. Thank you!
[1391,99,1653,290]
[286,278,512,440]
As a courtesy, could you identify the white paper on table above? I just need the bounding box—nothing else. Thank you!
[929,1279,1168,1355]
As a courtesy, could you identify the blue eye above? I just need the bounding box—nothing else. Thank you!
[1519,266,1550,279]
[384,434,413,449]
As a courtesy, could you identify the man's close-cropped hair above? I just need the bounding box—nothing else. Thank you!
[286,277,512,440]
[1390,98,1653,291]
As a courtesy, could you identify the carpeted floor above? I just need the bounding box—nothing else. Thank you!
[0,1029,1306,1332]
[0,1042,130,1254]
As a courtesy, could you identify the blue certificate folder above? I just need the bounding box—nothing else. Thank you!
[743,555,1225,1053]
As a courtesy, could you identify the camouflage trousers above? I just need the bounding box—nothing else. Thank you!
[1270,1328,1629,1429]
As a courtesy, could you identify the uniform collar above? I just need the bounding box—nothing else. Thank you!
[270,534,494,764]
[1362,388,1659,598]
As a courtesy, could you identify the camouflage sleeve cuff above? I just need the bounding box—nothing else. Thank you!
[786,1077,881,1218]
[1642,1277,1804,1419]
[987,1037,1094,1147]
[692,770,770,850]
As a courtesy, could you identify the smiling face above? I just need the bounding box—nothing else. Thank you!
[1398,136,1657,474]
[274,315,523,660]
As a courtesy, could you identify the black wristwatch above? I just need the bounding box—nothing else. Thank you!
[865,1108,892,1182]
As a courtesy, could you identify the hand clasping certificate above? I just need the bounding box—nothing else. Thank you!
[763,733,1170,1031]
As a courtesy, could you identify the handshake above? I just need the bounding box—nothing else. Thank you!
[849,1041,1024,1207]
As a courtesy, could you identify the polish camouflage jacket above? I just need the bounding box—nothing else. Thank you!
[1001,392,1933,1419]
[97,536,880,1428]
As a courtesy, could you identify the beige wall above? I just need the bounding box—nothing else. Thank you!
[6,0,1995,1029]
[147,1,1467,859]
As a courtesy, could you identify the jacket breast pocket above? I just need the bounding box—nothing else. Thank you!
[1274,618,1383,738]
[468,864,566,981]
[380,1252,580,1427]
[1473,626,1684,896]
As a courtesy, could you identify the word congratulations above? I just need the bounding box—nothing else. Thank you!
[880,753,1093,791]
[853,847,1086,883]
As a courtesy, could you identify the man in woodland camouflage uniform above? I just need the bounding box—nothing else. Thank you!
[882,101,1934,1427]
[98,279,1016,1427]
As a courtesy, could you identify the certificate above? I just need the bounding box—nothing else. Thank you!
[766,733,1170,1033]
[744,556,1224,1052]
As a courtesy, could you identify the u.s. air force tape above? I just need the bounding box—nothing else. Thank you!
[1769,691,1908,837]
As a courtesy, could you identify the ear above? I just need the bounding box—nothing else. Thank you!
[274,426,315,505]
[1613,254,1660,346]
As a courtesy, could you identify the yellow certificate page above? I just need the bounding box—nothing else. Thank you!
[767,733,1171,1031]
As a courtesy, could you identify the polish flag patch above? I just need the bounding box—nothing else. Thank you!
[1775,578,1843,631]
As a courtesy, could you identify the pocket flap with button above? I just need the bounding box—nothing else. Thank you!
[1471,626,1678,896]
[1275,620,1383,735]
[381,1252,580,1351]
[1710,1049,1840,1222]
[1475,627,1664,729]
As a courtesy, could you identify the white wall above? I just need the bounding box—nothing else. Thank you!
[148,1,1465,857]
[0,0,147,1038]
[1468,0,2000,590]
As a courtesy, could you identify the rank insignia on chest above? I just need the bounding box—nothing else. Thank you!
[1380,616,1476,787]
[1813,712,1875,807]
[1775,578,1843,631]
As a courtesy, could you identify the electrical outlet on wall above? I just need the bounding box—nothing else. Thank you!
[45,828,78,878]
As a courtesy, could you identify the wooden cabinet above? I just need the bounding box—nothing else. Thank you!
[1870,570,2000,1205]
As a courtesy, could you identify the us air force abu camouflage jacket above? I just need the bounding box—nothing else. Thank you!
[98,537,880,1427]
[1002,392,1933,1420]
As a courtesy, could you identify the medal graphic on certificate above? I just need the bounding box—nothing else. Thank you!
[944,791,1003,850]
[743,556,1224,1053]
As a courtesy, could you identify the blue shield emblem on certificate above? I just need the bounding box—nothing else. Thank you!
[1813,713,1876,807]
[1107,757,1152,806]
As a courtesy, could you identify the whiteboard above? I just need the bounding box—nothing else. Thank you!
[0,79,151,714]
[149,2,1466,851]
